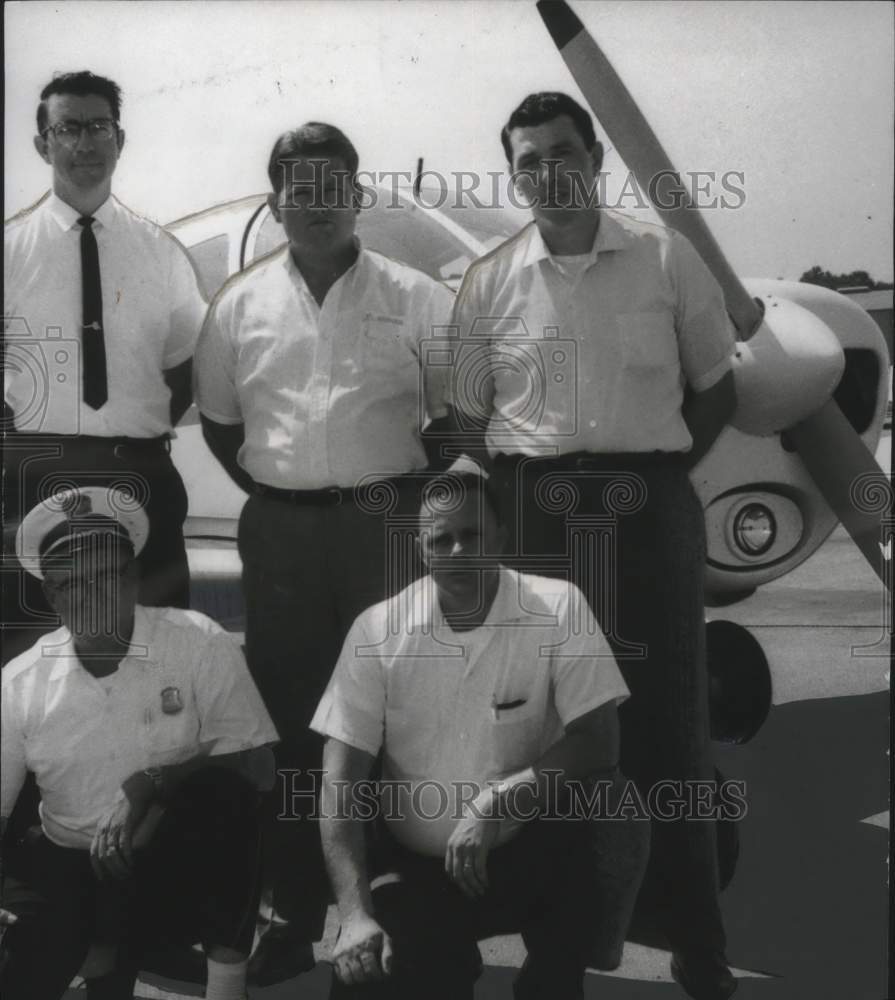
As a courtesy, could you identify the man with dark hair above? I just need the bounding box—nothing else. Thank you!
[448,92,738,999]
[0,486,278,1000]
[36,71,123,134]
[195,121,453,982]
[499,91,596,164]
[3,70,206,662]
[267,121,360,193]
[314,458,648,999]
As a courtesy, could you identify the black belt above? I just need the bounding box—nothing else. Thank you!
[252,477,406,507]
[494,450,685,472]
[4,433,171,458]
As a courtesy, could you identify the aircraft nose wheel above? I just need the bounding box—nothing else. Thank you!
[706,620,771,893]
[707,619,772,745]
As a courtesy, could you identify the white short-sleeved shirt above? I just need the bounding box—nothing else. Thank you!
[449,210,736,456]
[1,605,278,849]
[194,245,455,490]
[4,193,206,436]
[311,567,628,856]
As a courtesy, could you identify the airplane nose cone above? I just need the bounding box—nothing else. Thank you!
[730,296,845,436]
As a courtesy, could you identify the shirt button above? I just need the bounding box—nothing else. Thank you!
[589,419,597,428]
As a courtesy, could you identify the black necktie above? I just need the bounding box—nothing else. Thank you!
[78,216,108,409]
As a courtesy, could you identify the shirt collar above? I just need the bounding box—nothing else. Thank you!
[283,238,365,291]
[47,604,153,682]
[44,192,116,233]
[416,566,528,632]
[518,209,629,270]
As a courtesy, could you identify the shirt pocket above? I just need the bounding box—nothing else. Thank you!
[384,705,434,776]
[143,693,199,765]
[488,699,542,776]
[362,315,416,371]
[618,312,679,369]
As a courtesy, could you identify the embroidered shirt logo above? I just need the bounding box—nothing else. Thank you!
[160,686,183,715]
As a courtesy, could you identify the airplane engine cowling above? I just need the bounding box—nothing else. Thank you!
[731,296,845,436]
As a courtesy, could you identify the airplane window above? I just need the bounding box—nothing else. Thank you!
[251,212,287,262]
[360,200,476,282]
[248,196,518,285]
[186,232,230,300]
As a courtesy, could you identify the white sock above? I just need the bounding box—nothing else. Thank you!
[205,957,248,1000]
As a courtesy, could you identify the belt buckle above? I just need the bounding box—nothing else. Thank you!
[113,443,127,460]
[327,487,343,506]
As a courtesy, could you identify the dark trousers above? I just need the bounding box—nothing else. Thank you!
[0,768,262,1000]
[330,793,649,1000]
[491,452,727,957]
[2,434,190,663]
[239,478,424,941]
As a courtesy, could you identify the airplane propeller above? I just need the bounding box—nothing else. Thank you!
[537,0,891,588]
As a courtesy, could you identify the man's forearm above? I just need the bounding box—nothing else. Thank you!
[482,704,619,822]
[491,733,616,819]
[163,358,194,427]
[682,370,737,468]
[445,405,493,471]
[123,745,275,804]
[199,415,254,493]
[320,779,375,921]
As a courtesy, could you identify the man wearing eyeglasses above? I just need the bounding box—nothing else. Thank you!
[3,71,206,664]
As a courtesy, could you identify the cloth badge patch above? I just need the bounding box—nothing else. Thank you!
[161,686,183,715]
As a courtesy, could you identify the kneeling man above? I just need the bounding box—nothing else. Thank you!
[313,460,649,999]
[0,487,279,1000]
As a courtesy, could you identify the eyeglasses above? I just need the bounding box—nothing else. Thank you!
[41,119,119,146]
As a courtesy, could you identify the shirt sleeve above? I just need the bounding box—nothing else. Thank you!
[310,615,386,756]
[1,676,28,819]
[193,288,243,424]
[415,280,456,421]
[669,231,737,392]
[162,234,208,370]
[193,630,279,754]
[550,584,629,728]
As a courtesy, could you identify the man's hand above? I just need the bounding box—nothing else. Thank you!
[444,788,501,898]
[90,772,154,880]
[332,910,393,985]
[0,908,18,927]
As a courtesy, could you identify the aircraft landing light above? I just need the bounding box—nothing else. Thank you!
[733,504,777,557]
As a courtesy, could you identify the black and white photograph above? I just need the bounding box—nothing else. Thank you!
[2,2,892,999]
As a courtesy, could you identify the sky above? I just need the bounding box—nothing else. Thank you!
[5,0,893,282]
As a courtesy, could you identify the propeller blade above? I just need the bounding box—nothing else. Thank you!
[786,402,891,587]
[537,0,762,339]
[536,0,892,590]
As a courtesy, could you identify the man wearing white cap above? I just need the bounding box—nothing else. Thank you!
[313,460,649,999]
[0,486,278,1000]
